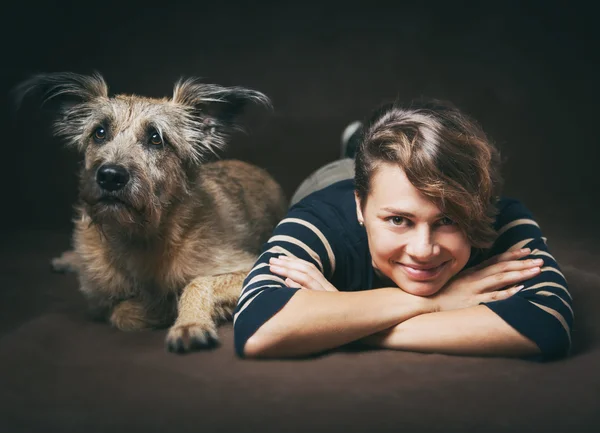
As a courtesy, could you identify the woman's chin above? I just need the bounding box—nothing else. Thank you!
[387,261,456,297]
[393,277,446,297]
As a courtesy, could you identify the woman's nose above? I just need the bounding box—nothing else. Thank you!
[405,227,438,260]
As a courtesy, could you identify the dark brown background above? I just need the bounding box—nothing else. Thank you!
[1,1,599,432]
[3,0,599,234]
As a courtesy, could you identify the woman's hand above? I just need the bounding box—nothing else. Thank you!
[269,256,339,292]
[431,248,543,312]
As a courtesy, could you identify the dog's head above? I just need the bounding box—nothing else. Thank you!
[15,72,271,233]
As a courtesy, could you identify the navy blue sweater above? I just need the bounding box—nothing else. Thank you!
[233,179,573,360]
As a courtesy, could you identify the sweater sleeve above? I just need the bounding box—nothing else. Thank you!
[233,205,341,357]
[482,199,574,360]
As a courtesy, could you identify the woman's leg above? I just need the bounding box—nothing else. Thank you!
[289,121,362,207]
[289,158,355,206]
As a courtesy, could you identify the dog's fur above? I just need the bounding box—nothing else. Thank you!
[16,72,287,352]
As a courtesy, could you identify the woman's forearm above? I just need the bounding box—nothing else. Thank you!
[361,305,540,357]
[244,288,432,358]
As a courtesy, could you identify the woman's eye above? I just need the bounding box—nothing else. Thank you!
[438,216,456,226]
[389,216,406,226]
[149,131,163,147]
[93,126,106,143]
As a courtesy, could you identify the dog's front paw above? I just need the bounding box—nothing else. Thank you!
[166,322,219,353]
[51,250,79,273]
[109,300,153,331]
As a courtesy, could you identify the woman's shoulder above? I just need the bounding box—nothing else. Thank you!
[280,179,372,290]
[287,178,368,253]
[482,196,548,259]
[493,196,536,230]
[290,180,359,228]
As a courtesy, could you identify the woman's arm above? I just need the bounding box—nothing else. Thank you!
[233,205,353,357]
[244,287,432,357]
[479,199,573,359]
[361,305,540,357]
[252,249,536,358]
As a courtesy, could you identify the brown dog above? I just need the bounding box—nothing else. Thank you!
[16,72,287,353]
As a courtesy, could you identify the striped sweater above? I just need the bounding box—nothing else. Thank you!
[233,179,573,360]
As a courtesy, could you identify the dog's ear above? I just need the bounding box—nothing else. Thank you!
[12,71,109,113]
[172,78,272,130]
[12,72,109,152]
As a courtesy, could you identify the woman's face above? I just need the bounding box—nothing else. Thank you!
[355,163,471,296]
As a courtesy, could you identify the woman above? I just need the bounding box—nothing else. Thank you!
[233,99,573,361]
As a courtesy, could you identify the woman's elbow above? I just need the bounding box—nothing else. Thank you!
[235,324,283,359]
[528,327,572,361]
[243,334,273,358]
[240,326,305,359]
[542,336,572,361]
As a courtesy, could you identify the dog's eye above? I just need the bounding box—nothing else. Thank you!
[149,131,163,147]
[93,126,107,143]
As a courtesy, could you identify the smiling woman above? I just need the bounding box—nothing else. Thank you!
[233,99,573,361]
[357,164,473,297]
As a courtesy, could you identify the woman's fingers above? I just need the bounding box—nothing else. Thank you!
[480,284,524,302]
[473,256,544,280]
[477,267,541,293]
[270,255,319,274]
[454,248,542,294]
[270,265,323,290]
[269,256,329,291]
[270,256,338,291]
[469,248,532,273]
[284,278,307,290]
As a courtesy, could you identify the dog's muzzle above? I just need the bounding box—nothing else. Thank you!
[96,165,130,192]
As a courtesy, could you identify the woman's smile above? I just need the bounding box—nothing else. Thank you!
[395,259,451,281]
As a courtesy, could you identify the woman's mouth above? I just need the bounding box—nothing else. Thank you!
[397,260,450,281]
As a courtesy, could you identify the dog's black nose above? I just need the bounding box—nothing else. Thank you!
[96,165,130,191]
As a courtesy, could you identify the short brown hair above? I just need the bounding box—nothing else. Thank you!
[354,99,503,249]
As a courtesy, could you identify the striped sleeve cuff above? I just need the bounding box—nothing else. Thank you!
[483,295,571,360]
[233,286,300,357]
